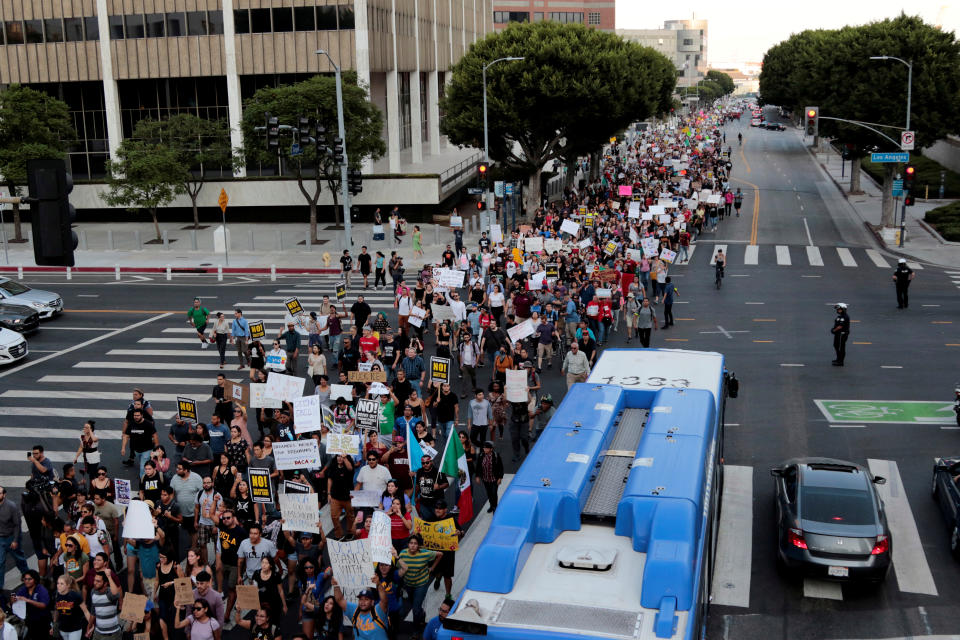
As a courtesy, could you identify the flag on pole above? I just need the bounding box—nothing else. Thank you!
[407,421,424,474]
[439,431,474,523]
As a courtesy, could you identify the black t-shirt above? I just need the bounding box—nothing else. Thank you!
[357,253,372,273]
[55,590,85,632]
[243,613,279,640]
[325,461,354,501]
[234,496,256,528]
[340,255,353,272]
[415,468,446,505]
[156,499,181,531]
[350,301,372,327]
[140,472,164,504]
[436,392,459,422]
[894,265,913,284]
[381,341,397,366]
[127,419,157,453]
[392,378,412,407]
[217,523,248,564]
[479,237,490,251]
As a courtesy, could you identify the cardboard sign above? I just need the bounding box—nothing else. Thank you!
[173,578,194,606]
[273,440,321,470]
[545,263,559,280]
[560,219,580,236]
[355,398,381,431]
[413,517,460,551]
[430,357,451,385]
[114,478,131,506]
[505,369,528,403]
[284,297,304,316]
[293,395,323,434]
[248,468,274,504]
[264,372,305,402]
[283,480,312,494]
[177,397,198,423]
[348,370,387,383]
[328,539,374,600]
[119,593,147,623]
[223,380,248,406]
[431,303,456,323]
[336,282,347,301]
[330,384,353,402]
[279,492,320,534]
[626,248,643,262]
[250,383,281,409]
[327,433,360,456]
[523,236,543,253]
[350,490,381,508]
[249,321,265,340]
[507,319,534,344]
[543,238,563,254]
[235,584,261,611]
[598,269,620,284]
[369,511,393,564]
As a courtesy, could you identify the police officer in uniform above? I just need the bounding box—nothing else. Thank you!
[831,303,850,366]
[892,258,915,309]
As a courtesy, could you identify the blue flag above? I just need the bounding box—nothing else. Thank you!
[407,420,423,474]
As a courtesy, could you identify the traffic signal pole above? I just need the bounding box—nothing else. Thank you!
[316,49,352,249]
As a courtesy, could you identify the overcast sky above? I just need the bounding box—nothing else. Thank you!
[616,2,960,66]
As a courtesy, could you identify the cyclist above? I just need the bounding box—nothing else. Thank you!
[714,250,726,287]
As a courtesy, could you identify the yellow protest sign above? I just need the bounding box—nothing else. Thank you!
[177,397,197,422]
[413,517,459,551]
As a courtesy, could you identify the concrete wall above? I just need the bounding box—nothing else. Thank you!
[922,136,960,175]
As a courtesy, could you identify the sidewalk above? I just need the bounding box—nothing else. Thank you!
[809,140,960,268]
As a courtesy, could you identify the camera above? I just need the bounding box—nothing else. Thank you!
[26,452,32,458]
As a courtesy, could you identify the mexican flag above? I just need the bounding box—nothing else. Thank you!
[439,433,474,524]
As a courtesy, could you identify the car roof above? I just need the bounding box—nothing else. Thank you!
[795,458,870,490]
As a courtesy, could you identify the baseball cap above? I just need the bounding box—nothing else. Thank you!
[358,588,378,600]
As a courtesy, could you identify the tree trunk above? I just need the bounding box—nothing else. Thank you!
[150,208,161,241]
[309,202,318,243]
[190,195,200,229]
[524,168,542,214]
[12,202,23,242]
[564,157,578,189]
[849,157,862,194]
[880,163,896,228]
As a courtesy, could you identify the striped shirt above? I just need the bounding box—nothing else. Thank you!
[399,549,438,588]
[88,589,120,634]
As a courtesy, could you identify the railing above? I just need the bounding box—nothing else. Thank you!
[439,151,483,191]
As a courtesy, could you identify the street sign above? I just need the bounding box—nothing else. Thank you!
[290,142,302,156]
[494,181,504,197]
[218,188,229,213]
[870,152,909,163]
[892,179,904,197]
[900,130,915,151]
[467,187,483,195]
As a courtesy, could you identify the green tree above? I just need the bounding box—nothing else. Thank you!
[131,114,239,229]
[706,70,736,96]
[240,74,385,242]
[103,141,184,242]
[441,22,675,213]
[0,85,75,241]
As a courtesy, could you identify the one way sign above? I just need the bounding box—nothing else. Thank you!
[901,130,915,151]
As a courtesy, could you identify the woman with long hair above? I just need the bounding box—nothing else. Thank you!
[179,548,212,585]
[234,608,281,640]
[308,344,327,387]
[225,425,250,473]
[89,466,114,502]
[296,559,330,639]
[156,546,178,640]
[73,420,100,486]
[52,575,87,640]
[253,556,286,625]
[175,599,220,640]
[231,479,260,529]
[212,453,238,503]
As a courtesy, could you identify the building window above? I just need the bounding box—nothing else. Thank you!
[399,72,412,150]
[493,11,529,23]
[588,12,601,25]
[548,12,582,24]
[316,6,337,29]
[109,15,124,39]
[438,71,446,131]
[533,12,543,21]
[5,22,23,45]
[24,20,43,43]
[683,38,693,45]
[272,7,293,32]
[64,18,83,41]
[43,19,63,42]
[186,11,208,36]
[124,15,144,39]
[294,7,315,31]
[84,17,98,41]
[250,8,271,33]
[165,13,184,36]
[208,11,223,35]
[234,10,249,34]
[145,14,164,38]
[338,6,355,29]
[420,72,428,143]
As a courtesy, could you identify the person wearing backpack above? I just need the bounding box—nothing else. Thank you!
[332,577,389,640]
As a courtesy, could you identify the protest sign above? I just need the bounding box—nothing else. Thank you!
[507,319,534,344]
[223,380,248,406]
[265,353,286,369]
[293,395,323,434]
[134,634,149,640]
[328,539,374,599]
[489,223,503,243]
[642,237,660,255]
[658,214,672,224]
[327,433,360,456]
[528,271,546,291]
[174,578,194,606]
[407,308,424,328]
[249,321,265,340]
[355,398,381,431]
[235,585,261,611]
[283,480,312,494]
[284,297,304,316]
[348,370,387,383]
[413,517,460,551]
[273,440,321,470]
[523,236,543,252]
[543,238,562,254]
[560,219,580,236]
[336,282,347,301]
[598,269,620,284]
[430,357,451,384]
[505,262,516,278]
[369,511,393,564]
[660,248,677,263]
[618,185,633,197]
[114,478,131,506]
[628,202,641,219]
[264,372,305,402]
[626,248,643,262]
[584,214,595,228]
[545,263,559,280]
[596,288,612,298]
[177,397,198,423]
[505,369,528,402]
[449,215,462,228]
[350,490,381,508]
[438,269,465,288]
[431,303,456,323]
[330,384,353,402]
[248,468,274,504]
[706,193,721,205]
[250,383,281,409]
[578,238,592,250]
[603,241,618,256]
[279,493,319,534]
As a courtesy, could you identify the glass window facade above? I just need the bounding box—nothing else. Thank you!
[186,11,207,36]
[272,8,293,32]
[146,14,165,38]
[84,17,98,41]
[64,18,84,42]
[4,22,23,45]
[44,19,63,43]
[124,14,145,39]
[24,20,43,43]
[493,12,529,23]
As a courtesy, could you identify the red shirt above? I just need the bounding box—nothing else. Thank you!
[359,335,379,354]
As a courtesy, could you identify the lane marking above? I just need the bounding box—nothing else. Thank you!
[881,365,903,369]
[780,363,804,367]
[711,465,753,607]
[745,302,765,305]
[836,247,858,267]
[732,177,761,245]
[932,321,953,324]
[76,294,99,297]
[663,338,688,342]
[852,341,872,345]
[803,579,843,600]
[744,245,759,265]
[801,275,821,278]
[739,140,751,173]
[107,349,230,357]
[0,313,173,380]
[775,245,791,265]
[38,374,212,387]
[74,360,226,371]
[829,424,866,428]
[922,304,940,307]
[0,390,183,402]
[803,218,813,246]
[806,246,823,266]
[753,318,776,322]
[865,249,891,268]
[0,407,143,419]
[752,340,774,343]
[38,326,120,331]
[907,261,923,270]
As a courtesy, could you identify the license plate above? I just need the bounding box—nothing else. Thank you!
[827,566,849,578]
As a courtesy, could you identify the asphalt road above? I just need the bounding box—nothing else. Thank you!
[0,111,959,639]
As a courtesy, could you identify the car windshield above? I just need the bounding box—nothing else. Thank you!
[800,486,875,525]
[0,280,29,295]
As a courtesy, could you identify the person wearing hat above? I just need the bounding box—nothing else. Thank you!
[332,578,388,640]
[474,441,504,513]
[892,258,915,309]
[831,303,850,366]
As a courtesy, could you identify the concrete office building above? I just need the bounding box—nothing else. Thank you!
[617,18,707,88]
[0,0,491,212]
[492,0,614,31]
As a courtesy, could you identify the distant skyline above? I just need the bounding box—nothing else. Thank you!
[616,2,959,66]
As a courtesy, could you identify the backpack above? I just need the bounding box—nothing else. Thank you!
[351,605,388,632]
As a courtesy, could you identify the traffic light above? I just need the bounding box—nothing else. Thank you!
[347,169,363,196]
[315,125,327,156]
[264,113,279,150]
[904,165,915,188]
[804,106,819,137]
[27,159,76,267]
[298,117,311,138]
[478,162,489,189]
[476,200,484,211]
[332,137,344,164]
[904,194,915,206]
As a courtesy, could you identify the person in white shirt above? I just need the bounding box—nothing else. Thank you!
[355,453,392,498]
[448,292,466,322]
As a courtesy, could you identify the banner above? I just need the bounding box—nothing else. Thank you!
[327,433,360,456]
[507,319,534,344]
[355,398,381,431]
[328,539,374,600]
[336,282,347,301]
[560,219,580,236]
[249,321,265,340]
[545,263,559,280]
[626,248,643,262]
[283,480,312,494]
[369,511,393,564]
[505,369,528,403]
[523,236,543,252]
[273,440,321,470]
[413,517,460,551]
[431,303,456,323]
[223,380,248,406]
[177,397,198,423]
[114,478,131,506]
[248,468,274,504]
[284,297,304,316]
[618,185,633,197]
[348,370,387,383]
[660,248,677,264]
[250,383,281,409]
[293,395,323,433]
[350,490,381,508]
[264,372,305,402]
[279,493,320,534]
[265,353,287,369]
[578,238,592,250]
[430,357,451,384]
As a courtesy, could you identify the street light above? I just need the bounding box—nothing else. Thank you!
[316,49,352,249]
[482,56,524,164]
[869,55,913,130]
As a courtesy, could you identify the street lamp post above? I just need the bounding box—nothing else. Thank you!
[869,55,913,247]
[482,56,523,228]
[316,49,352,250]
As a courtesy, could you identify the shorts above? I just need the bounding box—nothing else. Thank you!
[222,563,239,590]
[435,550,455,578]
[195,322,207,333]
[536,342,553,359]
[197,524,216,545]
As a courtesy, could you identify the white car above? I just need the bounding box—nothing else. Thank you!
[0,277,63,319]
[0,327,27,365]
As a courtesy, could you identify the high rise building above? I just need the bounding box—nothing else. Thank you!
[617,18,707,87]
[492,0,614,31]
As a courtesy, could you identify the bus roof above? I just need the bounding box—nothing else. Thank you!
[587,348,725,402]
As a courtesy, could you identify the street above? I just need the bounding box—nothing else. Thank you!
[0,114,959,640]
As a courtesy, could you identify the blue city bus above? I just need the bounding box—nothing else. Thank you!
[440,349,731,640]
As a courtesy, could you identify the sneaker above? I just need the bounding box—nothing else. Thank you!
[433,575,442,590]
[201,342,208,350]
[486,506,494,513]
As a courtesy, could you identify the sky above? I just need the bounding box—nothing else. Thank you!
[616,1,960,67]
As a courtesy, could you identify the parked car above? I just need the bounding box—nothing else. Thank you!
[751,118,763,127]
[0,303,40,333]
[931,457,960,559]
[764,122,787,131]
[0,327,27,365]
[771,458,891,582]
[0,277,62,319]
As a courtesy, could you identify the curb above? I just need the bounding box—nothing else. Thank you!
[0,265,343,275]
[917,219,960,246]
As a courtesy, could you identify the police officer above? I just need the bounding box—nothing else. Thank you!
[831,303,850,366]
[892,258,915,309]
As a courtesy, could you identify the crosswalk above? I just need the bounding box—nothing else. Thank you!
[947,270,960,293]
[684,243,924,270]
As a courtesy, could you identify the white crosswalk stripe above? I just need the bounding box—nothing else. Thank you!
[836,247,858,267]
[865,249,891,268]
[710,244,727,264]
[744,245,759,265]
[805,246,823,266]
[39,374,211,387]
[775,245,791,265]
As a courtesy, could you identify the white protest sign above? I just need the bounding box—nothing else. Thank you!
[629,227,639,244]
[528,271,546,291]
[250,384,282,409]
[524,236,543,252]
[273,439,321,470]
[578,238,592,250]
[641,210,654,221]
[658,214,672,224]
[327,433,360,456]
[628,202,641,219]
[330,384,353,402]
[505,262,516,278]
[507,319,535,344]
[408,314,423,328]
[431,303,456,323]
[596,288,612,298]
[707,193,722,205]
[350,490,381,508]
[543,238,562,254]
[660,248,677,263]
[328,539,374,600]
[505,369,528,402]
[642,237,660,255]
[438,269,465,289]
[279,493,319,534]
[264,372,305,403]
[449,215,462,228]
[490,223,503,243]
[648,205,665,217]
[560,219,580,236]
[369,511,393,564]
[293,395,323,434]
[626,248,643,262]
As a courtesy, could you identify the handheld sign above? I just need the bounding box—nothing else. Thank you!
[348,370,387,383]
[113,478,131,506]
[248,468,274,504]
[249,321,265,340]
[284,297,304,316]
[173,578,194,606]
[177,397,197,423]
[235,585,261,611]
[273,440,321,471]
[545,263,559,280]
[223,380,248,406]
[336,282,347,301]
[355,398,381,431]
[430,357,451,384]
